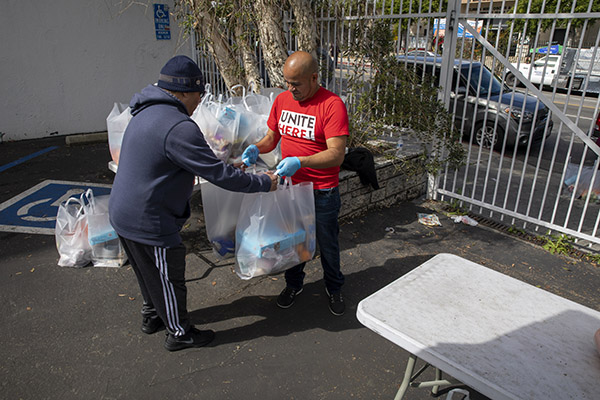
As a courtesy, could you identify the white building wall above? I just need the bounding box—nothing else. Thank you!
[0,0,191,141]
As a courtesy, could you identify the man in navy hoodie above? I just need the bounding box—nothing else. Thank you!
[109,55,277,352]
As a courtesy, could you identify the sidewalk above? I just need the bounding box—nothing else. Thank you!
[1,136,599,399]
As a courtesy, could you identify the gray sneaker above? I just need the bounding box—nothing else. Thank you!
[326,288,345,316]
[277,287,303,309]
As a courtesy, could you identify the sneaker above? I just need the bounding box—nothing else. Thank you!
[141,315,165,334]
[277,287,303,309]
[326,288,345,316]
[164,327,215,352]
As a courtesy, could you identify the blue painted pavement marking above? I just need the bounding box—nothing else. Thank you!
[0,146,59,173]
[0,180,112,235]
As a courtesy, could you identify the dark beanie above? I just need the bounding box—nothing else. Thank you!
[157,55,205,93]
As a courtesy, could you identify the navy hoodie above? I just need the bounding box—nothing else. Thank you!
[109,84,271,247]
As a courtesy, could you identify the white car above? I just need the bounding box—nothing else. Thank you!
[506,54,563,87]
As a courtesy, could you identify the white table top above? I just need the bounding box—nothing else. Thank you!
[357,253,600,400]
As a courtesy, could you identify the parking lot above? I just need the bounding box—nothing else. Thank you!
[1,136,599,399]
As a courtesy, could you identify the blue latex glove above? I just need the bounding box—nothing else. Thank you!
[276,157,301,177]
[242,144,259,166]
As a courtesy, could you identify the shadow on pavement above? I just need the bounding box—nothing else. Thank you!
[192,255,430,347]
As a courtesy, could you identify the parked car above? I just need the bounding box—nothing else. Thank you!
[560,48,600,93]
[506,54,564,87]
[405,50,438,57]
[396,55,554,149]
[505,48,600,93]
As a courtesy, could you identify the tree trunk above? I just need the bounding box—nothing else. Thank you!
[234,1,262,91]
[252,0,288,88]
[288,0,318,58]
[198,14,244,90]
[186,0,245,91]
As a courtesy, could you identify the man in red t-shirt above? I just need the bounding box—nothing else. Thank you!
[242,51,349,315]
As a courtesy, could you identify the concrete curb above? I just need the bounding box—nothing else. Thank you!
[65,131,108,145]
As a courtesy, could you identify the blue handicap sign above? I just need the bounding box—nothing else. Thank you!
[154,4,171,40]
[0,180,112,235]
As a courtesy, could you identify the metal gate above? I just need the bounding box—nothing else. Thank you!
[433,0,600,248]
[192,0,600,248]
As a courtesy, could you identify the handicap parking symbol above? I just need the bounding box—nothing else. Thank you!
[0,180,112,235]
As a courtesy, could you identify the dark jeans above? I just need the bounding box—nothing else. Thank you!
[284,186,345,293]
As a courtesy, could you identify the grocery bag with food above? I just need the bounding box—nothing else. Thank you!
[235,179,316,279]
[55,195,92,267]
[82,189,127,268]
[200,180,247,259]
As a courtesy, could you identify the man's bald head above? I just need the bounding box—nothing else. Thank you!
[283,51,320,102]
[284,51,319,76]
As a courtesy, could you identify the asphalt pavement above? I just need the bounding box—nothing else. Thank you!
[1,135,599,399]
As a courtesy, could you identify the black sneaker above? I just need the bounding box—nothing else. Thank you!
[164,327,215,352]
[326,288,345,316]
[277,287,303,309]
[141,315,165,334]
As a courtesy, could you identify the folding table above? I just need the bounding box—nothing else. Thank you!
[356,253,600,399]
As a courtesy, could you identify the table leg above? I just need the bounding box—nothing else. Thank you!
[394,354,417,400]
[432,367,442,395]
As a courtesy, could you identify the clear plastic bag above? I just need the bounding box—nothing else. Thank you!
[55,196,92,268]
[106,102,132,165]
[83,189,127,267]
[564,161,600,202]
[191,89,236,162]
[192,84,281,166]
[235,179,316,279]
[200,180,247,259]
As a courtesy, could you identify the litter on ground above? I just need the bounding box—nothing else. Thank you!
[417,213,441,227]
[451,215,479,226]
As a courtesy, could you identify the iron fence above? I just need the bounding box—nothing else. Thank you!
[193,0,600,248]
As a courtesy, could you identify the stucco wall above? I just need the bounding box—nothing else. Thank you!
[0,1,191,141]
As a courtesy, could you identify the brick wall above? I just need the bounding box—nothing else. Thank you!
[338,152,427,219]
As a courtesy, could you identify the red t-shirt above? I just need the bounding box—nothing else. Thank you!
[267,87,349,189]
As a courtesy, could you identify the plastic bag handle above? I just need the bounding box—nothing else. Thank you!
[277,177,294,199]
[200,84,215,108]
[229,84,252,111]
[229,84,246,98]
[200,93,212,107]
[81,189,95,212]
[63,196,85,217]
[248,81,257,94]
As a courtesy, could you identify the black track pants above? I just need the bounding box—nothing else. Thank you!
[119,236,190,337]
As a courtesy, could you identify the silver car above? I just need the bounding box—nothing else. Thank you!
[397,55,554,149]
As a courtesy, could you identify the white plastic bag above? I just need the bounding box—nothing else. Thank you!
[235,179,316,279]
[564,161,600,201]
[238,86,281,167]
[201,181,247,259]
[191,90,236,162]
[55,197,92,267]
[106,102,132,165]
[192,84,282,166]
[83,189,127,268]
[259,141,282,169]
